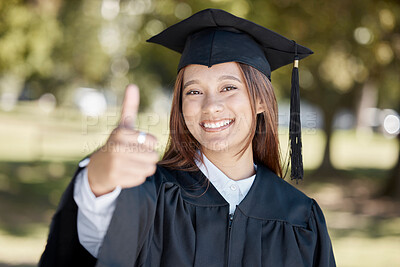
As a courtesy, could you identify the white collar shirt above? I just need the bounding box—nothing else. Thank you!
[195,153,256,214]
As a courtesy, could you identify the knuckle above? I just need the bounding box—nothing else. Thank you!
[151,152,160,162]
[102,141,114,153]
[148,164,157,175]
[134,175,146,185]
[111,127,120,135]
[111,128,125,141]
[115,127,137,141]
[142,165,156,178]
[108,133,121,146]
[109,156,120,172]
[137,167,148,177]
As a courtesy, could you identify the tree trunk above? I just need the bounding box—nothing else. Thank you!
[311,108,337,177]
[355,81,378,130]
[381,132,400,201]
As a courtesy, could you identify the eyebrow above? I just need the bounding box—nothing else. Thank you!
[218,75,242,83]
[183,75,242,90]
[183,79,200,90]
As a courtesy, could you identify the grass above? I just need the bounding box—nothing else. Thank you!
[0,103,399,266]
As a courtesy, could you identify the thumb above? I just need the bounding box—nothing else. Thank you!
[119,84,140,129]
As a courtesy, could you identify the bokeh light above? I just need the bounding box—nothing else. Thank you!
[145,19,165,36]
[379,9,395,31]
[75,88,107,116]
[174,2,192,19]
[101,0,120,20]
[126,0,153,15]
[111,57,130,76]
[383,114,400,135]
[38,93,56,114]
[354,27,374,45]
[98,25,121,55]
[375,42,394,65]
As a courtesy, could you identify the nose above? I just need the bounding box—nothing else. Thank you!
[202,95,224,114]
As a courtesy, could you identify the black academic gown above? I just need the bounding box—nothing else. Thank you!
[39,162,336,267]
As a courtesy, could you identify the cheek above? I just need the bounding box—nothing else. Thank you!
[229,95,252,115]
[182,99,196,118]
[184,95,206,113]
[182,99,200,129]
[228,97,254,128]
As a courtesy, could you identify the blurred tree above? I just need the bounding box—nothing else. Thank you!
[259,0,400,177]
[382,132,400,200]
[49,0,111,104]
[0,0,62,100]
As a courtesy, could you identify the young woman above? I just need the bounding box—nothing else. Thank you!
[40,9,336,267]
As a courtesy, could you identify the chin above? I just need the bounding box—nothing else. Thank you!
[201,140,231,152]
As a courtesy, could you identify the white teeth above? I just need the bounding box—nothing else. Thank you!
[203,120,232,129]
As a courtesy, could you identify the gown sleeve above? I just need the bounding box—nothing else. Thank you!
[95,170,164,267]
[39,165,97,267]
[309,199,336,267]
[39,158,166,267]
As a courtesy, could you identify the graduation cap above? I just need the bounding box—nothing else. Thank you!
[147,8,313,182]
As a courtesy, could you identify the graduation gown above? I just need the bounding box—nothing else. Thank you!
[39,162,336,267]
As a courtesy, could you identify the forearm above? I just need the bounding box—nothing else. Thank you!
[73,161,121,257]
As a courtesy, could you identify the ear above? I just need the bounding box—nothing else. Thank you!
[256,98,265,114]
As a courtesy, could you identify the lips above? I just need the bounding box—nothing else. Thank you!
[200,119,235,132]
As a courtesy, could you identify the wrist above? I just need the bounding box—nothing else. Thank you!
[87,163,116,197]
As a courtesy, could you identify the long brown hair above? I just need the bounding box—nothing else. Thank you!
[159,62,283,178]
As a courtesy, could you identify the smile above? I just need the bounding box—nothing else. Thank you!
[200,119,235,132]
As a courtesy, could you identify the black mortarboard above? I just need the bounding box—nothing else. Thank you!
[147,8,313,182]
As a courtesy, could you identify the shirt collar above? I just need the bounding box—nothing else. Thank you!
[194,151,256,197]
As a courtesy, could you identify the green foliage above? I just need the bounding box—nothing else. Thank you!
[0,0,61,80]
[1,0,398,110]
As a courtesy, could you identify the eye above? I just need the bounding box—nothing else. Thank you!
[185,89,201,95]
[222,85,237,92]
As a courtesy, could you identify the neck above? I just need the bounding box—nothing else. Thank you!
[202,145,255,181]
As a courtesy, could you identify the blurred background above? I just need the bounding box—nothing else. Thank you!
[0,0,399,266]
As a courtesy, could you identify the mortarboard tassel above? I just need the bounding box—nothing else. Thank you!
[289,41,304,183]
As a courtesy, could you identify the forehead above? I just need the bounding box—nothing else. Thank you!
[183,62,243,82]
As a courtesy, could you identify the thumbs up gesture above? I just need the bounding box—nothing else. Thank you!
[87,85,159,197]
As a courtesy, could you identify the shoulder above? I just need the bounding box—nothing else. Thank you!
[241,164,314,228]
[144,164,185,185]
[262,164,312,204]
[154,164,203,187]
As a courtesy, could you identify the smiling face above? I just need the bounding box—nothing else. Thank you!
[182,62,263,155]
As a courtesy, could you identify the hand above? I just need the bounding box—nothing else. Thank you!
[87,84,159,197]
